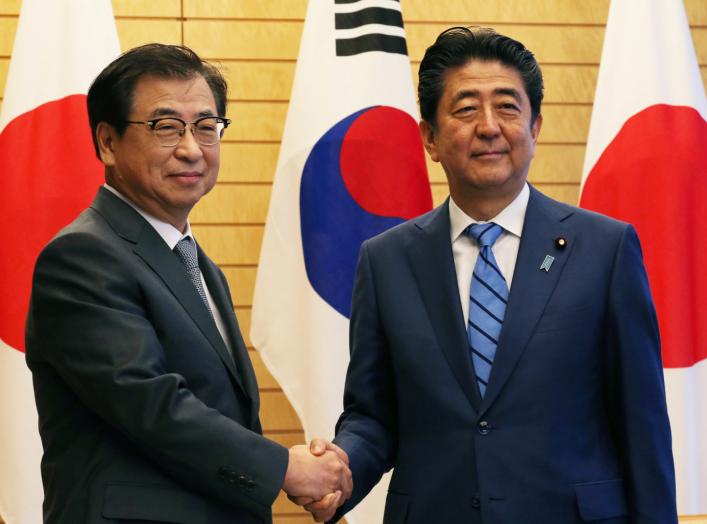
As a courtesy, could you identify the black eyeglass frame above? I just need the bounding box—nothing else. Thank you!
[123,116,231,147]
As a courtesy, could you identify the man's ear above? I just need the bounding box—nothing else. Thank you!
[96,122,117,166]
[419,120,439,163]
[530,112,542,143]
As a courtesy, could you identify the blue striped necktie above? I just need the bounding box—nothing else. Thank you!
[466,223,508,398]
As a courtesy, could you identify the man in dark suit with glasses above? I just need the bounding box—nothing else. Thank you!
[26,43,351,524]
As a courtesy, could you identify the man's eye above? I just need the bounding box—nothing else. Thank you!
[155,122,179,132]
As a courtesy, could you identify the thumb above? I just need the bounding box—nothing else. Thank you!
[309,437,328,456]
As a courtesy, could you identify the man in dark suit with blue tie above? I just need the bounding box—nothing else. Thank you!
[25,43,351,523]
[302,27,677,523]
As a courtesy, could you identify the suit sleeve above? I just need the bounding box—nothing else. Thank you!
[26,231,288,517]
[331,240,397,520]
[605,224,677,523]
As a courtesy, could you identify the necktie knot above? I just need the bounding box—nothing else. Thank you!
[467,222,503,248]
[174,237,199,271]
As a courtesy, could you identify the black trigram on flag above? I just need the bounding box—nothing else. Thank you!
[334,0,408,56]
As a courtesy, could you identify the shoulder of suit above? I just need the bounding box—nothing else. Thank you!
[532,186,632,235]
[362,204,443,250]
[38,204,130,267]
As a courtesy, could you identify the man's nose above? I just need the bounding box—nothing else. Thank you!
[476,108,501,137]
[174,126,204,160]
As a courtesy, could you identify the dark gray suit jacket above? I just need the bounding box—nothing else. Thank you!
[26,188,288,523]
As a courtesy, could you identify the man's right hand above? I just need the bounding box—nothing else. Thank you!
[282,440,352,504]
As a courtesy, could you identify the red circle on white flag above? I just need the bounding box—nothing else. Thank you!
[0,94,104,351]
[581,104,707,368]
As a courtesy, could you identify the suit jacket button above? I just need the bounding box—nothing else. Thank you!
[247,479,255,490]
[471,494,481,509]
[238,475,248,487]
[478,420,490,435]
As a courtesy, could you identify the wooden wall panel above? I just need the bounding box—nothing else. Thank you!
[222,61,295,101]
[0,18,16,55]
[192,184,271,224]
[191,225,263,265]
[235,308,252,346]
[183,0,308,20]
[219,143,280,182]
[1,2,706,522]
[184,20,302,60]
[112,0,180,18]
[403,0,611,24]
[222,267,257,306]
[115,19,181,50]
[229,102,288,141]
[0,58,8,99]
[0,0,19,14]
[261,391,302,430]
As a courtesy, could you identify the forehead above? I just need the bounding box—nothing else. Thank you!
[130,74,217,116]
[441,59,528,100]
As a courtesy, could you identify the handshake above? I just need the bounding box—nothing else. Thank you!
[282,438,353,522]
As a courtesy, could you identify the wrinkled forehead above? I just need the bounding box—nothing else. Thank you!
[129,74,217,117]
[442,60,526,102]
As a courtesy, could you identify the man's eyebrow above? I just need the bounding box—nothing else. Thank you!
[494,87,522,102]
[450,87,523,105]
[148,108,217,118]
[149,107,180,118]
[451,89,480,105]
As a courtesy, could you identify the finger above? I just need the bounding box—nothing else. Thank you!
[340,464,353,499]
[325,441,349,465]
[287,494,314,506]
[308,437,328,456]
[305,490,340,511]
[312,505,339,523]
[308,491,341,522]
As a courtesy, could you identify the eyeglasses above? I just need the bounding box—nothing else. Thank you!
[124,116,231,147]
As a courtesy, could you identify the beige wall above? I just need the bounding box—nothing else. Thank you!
[0,1,705,522]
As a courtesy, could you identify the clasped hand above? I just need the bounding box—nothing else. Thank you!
[282,438,352,522]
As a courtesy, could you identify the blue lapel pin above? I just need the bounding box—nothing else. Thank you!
[539,255,555,272]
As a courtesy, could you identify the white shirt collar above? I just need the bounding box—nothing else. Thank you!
[104,183,193,250]
[449,183,530,242]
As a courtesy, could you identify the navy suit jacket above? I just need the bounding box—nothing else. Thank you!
[26,188,288,523]
[333,186,676,524]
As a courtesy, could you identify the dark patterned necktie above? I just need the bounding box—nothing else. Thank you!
[174,236,212,314]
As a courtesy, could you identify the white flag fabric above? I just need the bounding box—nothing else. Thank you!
[579,0,707,514]
[250,0,432,521]
[0,1,120,522]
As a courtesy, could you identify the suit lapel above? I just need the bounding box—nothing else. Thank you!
[91,188,246,395]
[407,202,482,413]
[479,186,576,414]
[199,253,256,407]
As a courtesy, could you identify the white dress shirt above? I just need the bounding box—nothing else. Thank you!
[449,183,529,326]
[104,184,233,354]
